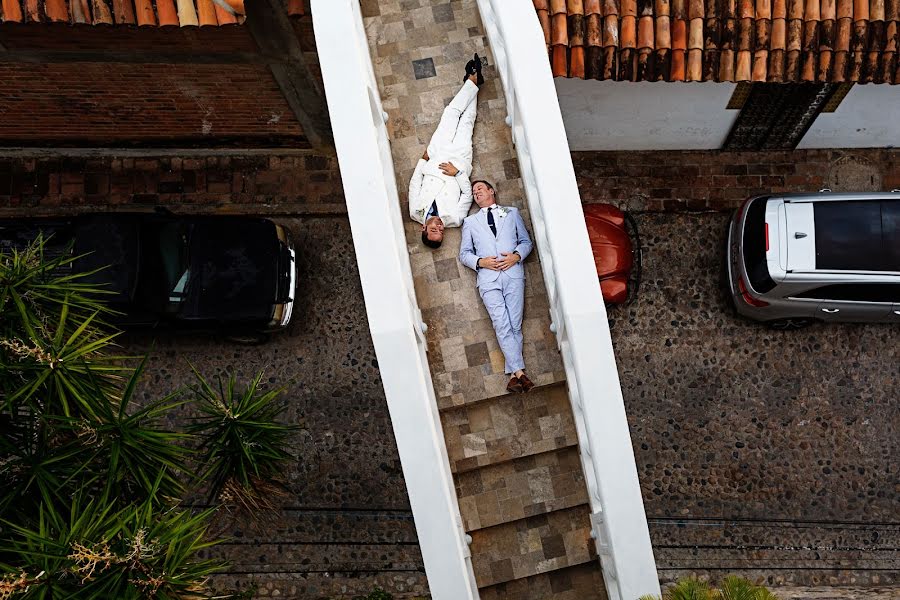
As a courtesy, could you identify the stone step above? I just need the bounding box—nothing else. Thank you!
[440,382,578,473]
[479,562,608,600]
[468,504,597,588]
[455,447,589,531]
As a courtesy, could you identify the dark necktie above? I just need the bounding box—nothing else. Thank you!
[487,207,497,236]
[427,200,438,219]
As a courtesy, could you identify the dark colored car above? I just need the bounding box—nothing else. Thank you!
[0,213,296,340]
[584,203,641,305]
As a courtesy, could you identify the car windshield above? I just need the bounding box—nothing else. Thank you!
[138,221,191,313]
[742,197,776,293]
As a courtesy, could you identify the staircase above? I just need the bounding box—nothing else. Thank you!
[313,1,659,598]
[442,383,605,596]
[357,1,607,595]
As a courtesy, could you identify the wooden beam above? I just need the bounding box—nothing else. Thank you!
[244,0,333,150]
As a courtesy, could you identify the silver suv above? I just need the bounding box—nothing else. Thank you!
[727,191,900,329]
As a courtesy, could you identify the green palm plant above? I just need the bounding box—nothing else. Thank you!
[716,576,779,600]
[187,367,296,512]
[639,576,778,600]
[0,234,116,340]
[2,304,130,417]
[0,488,226,599]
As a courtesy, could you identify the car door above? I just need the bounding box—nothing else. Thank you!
[807,284,894,322]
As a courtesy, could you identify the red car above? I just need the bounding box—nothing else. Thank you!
[583,204,641,305]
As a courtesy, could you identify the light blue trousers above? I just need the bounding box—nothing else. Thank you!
[479,272,526,374]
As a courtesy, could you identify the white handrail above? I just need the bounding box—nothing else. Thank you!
[312,2,479,599]
[474,1,661,599]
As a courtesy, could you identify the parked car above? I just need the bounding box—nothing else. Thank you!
[727,191,900,328]
[583,203,641,305]
[0,212,296,341]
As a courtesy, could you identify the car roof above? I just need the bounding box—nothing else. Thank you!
[768,193,900,275]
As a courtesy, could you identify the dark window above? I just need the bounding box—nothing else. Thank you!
[793,283,900,302]
[814,201,886,270]
[884,200,900,270]
[742,197,776,293]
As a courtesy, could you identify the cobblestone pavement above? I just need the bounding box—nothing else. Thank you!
[121,217,430,599]
[606,210,899,588]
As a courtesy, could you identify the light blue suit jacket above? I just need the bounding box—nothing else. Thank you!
[459,206,533,287]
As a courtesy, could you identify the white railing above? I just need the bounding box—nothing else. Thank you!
[474,1,662,599]
[311,2,479,599]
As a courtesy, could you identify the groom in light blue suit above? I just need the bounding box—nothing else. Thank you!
[459,180,535,394]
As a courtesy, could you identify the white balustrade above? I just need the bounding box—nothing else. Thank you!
[311,2,479,598]
[474,1,662,599]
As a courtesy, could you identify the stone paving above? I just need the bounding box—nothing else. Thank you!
[363,0,604,596]
[363,0,564,406]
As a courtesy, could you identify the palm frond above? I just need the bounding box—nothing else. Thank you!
[665,578,714,600]
[187,366,296,509]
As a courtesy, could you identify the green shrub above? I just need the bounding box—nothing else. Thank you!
[640,576,779,600]
[187,367,296,513]
[1,236,280,599]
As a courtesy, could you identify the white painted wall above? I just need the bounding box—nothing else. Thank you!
[555,78,740,151]
[798,85,900,149]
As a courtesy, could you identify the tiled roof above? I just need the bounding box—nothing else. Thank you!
[0,0,249,26]
[534,0,900,83]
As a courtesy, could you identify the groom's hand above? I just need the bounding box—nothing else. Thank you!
[498,252,520,270]
[439,162,459,176]
[477,256,501,271]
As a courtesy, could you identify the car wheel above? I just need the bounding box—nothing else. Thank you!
[766,318,816,330]
[225,332,271,345]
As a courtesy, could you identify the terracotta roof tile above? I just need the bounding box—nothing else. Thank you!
[156,0,178,26]
[540,0,899,81]
[656,14,671,46]
[600,13,615,44]
[569,11,586,45]
[888,0,899,19]
[551,11,567,43]
[0,0,248,25]
[774,0,787,17]
[45,0,67,20]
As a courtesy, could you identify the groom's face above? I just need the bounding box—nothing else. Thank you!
[473,182,495,208]
[423,216,444,241]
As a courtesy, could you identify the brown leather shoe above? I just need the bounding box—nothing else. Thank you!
[517,372,535,392]
[506,376,524,394]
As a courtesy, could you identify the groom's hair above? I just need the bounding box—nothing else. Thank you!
[471,179,497,199]
[422,232,442,249]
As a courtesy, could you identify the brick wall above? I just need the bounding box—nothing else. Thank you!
[0,63,306,147]
[0,152,345,215]
[0,22,322,148]
[573,149,900,211]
